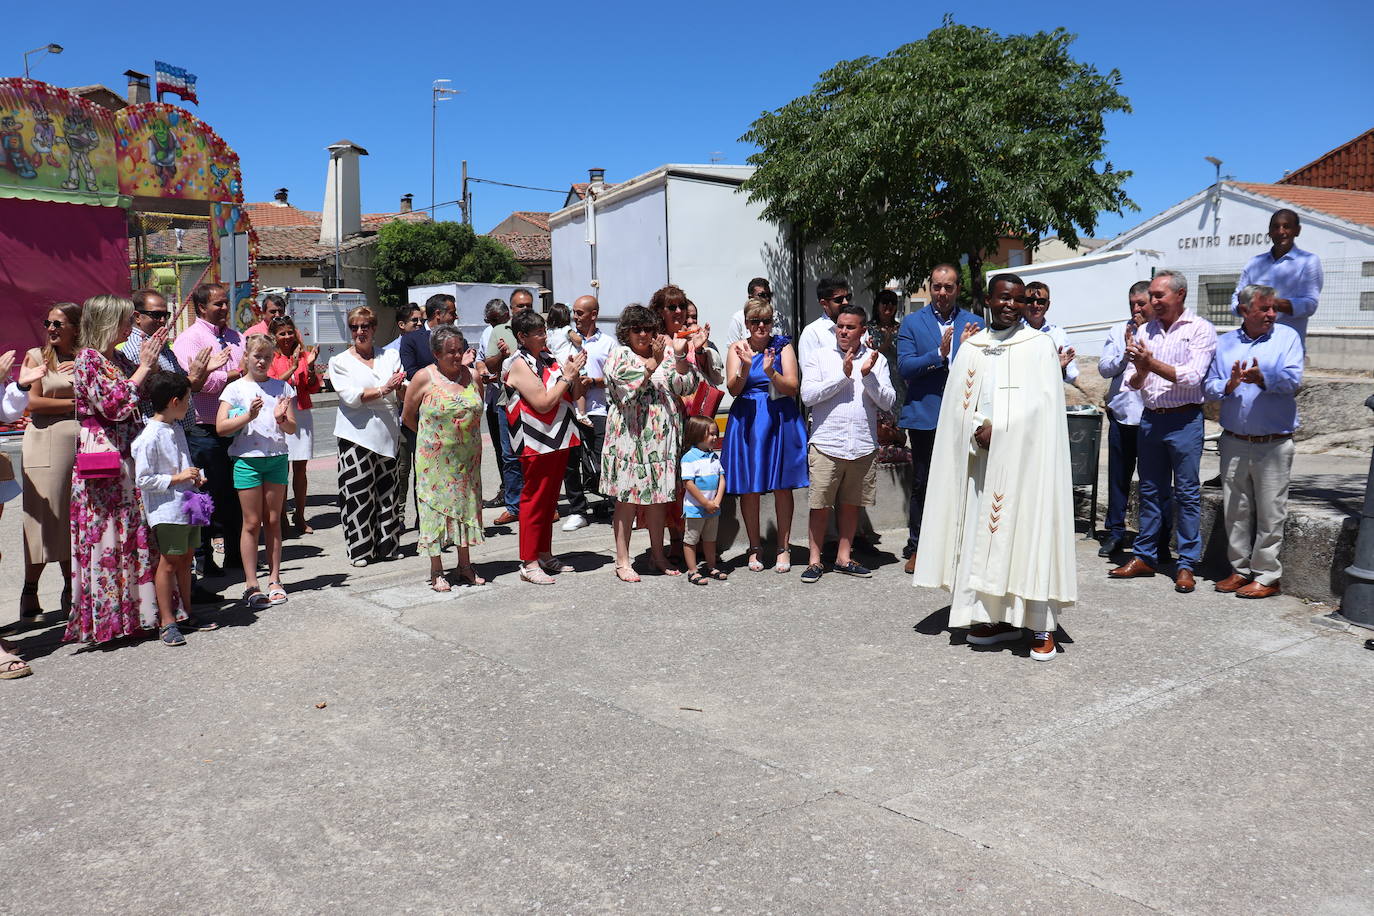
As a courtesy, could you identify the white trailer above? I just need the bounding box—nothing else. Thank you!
[406,281,541,350]
[550,165,805,335]
[256,286,369,371]
[1009,248,1165,357]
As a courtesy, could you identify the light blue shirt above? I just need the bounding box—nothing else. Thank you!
[1202,323,1304,436]
[1230,245,1322,344]
[1098,320,1143,425]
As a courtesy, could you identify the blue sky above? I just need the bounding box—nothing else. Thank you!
[11,0,1374,242]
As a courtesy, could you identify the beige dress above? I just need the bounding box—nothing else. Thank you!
[21,348,77,565]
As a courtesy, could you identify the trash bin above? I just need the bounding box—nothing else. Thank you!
[1066,406,1103,539]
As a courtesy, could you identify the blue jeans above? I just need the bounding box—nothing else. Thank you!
[485,404,523,515]
[1105,415,1173,546]
[1135,407,1203,569]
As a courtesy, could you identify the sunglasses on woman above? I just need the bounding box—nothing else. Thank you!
[43,320,69,329]
[349,323,376,332]
[747,318,774,327]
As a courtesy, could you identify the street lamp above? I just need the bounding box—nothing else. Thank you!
[431,79,461,214]
[23,43,63,78]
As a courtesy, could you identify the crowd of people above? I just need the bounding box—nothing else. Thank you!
[0,205,1322,678]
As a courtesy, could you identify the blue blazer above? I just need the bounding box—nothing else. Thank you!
[896,306,984,430]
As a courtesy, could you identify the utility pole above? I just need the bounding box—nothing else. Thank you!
[460,160,471,226]
[431,80,459,214]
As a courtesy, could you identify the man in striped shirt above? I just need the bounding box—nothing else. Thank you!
[1108,270,1218,594]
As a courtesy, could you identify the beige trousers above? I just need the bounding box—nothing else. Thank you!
[1219,434,1294,586]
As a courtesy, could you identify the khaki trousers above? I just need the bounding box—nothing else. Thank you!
[1219,434,1294,586]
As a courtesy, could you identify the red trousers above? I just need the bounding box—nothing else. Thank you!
[519,450,569,565]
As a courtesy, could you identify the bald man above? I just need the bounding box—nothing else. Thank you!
[561,295,616,530]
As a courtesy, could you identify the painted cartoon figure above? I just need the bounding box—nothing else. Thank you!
[147,118,181,185]
[59,111,99,191]
[31,108,61,168]
[1,115,38,180]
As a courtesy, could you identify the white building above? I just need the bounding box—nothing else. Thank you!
[1013,181,1374,366]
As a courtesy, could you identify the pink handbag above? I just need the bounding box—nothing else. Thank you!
[75,417,121,480]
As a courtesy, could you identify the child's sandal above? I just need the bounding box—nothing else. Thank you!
[686,571,709,587]
[707,568,729,581]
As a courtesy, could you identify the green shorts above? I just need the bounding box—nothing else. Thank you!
[153,523,202,557]
[233,454,289,489]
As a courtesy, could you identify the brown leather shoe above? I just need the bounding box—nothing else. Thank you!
[904,555,916,574]
[1214,573,1251,593]
[1236,580,1281,599]
[1109,558,1156,579]
[492,510,519,525]
[1174,569,1196,593]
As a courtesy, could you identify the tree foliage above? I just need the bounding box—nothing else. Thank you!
[740,17,1135,303]
[374,220,523,310]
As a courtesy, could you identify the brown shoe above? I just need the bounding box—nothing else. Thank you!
[1214,573,1251,593]
[492,510,519,525]
[1109,558,1156,579]
[904,555,916,574]
[1236,580,1281,599]
[1174,569,1196,593]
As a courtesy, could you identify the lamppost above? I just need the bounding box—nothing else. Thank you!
[431,79,460,214]
[23,43,63,78]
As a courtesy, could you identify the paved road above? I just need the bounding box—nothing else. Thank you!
[2,448,1371,913]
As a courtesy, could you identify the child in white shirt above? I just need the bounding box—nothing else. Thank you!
[217,334,296,610]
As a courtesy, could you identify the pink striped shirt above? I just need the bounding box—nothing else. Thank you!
[1123,309,1218,409]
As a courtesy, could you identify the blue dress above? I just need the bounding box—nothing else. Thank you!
[721,339,809,494]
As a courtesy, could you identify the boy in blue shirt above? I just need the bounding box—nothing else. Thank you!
[681,415,727,586]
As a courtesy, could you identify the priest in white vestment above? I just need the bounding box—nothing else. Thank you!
[913,274,1077,661]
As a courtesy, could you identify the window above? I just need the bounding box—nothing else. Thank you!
[1198,273,1240,323]
[1362,261,1374,278]
[1360,291,1374,311]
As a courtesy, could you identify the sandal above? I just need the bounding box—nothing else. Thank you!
[707,568,729,581]
[746,546,764,572]
[242,587,270,610]
[266,582,288,605]
[430,574,452,593]
[455,565,486,587]
[0,644,32,680]
[537,555,564,575]
[686,571,709,587]
[653,560,682,577]
[519,565,557,585]
[18,583,41,621]
[179,616,221,631]
[159,624,186,647]
[293,514,314,535]
[614,565,641,583]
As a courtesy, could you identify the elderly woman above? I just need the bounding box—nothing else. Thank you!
[64,295,167,644]
[402,325,486,590]
[269,315,322,534]
[602,304,699,581]
[327,306,406,567]
[16,301,80,624]
[723,299,809,573]
[504,310,587,584]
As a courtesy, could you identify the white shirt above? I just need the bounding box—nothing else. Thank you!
[1098,320,1144,425]
[0,382,30,422]
[800,341,896,460]
[327,348,402,458]
[797,314,836,366]
[1028,321,1079,383]
[547,327,578,364]
[578,328,617,417]
[220,376,296,458]
[726,309,790,344]
[132,420,196,526]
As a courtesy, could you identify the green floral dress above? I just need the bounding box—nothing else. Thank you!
[601,345,699,505]
[416,377,486,556]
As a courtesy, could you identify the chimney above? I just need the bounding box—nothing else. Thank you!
[400,193,413,214]
[320,140,369,247]
[124,69,150,105]
[588,168,606,196]
[273,188,289,206]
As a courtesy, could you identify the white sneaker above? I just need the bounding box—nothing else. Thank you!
[561,513,589,532]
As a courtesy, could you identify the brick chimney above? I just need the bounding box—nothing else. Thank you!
[400,193,413,213]
[320,140,369,247]
[124,70,150,105]
[273,188,289,206]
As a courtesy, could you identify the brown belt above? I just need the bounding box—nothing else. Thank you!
[1144,404,1201,415]
[1224,430,1292,444]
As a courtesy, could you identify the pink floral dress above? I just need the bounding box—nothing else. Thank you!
[63,348,161,644]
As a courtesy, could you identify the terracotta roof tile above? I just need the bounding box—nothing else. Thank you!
[1234,182,1374,230]
[1277,128,1374,193]
[511,211,550,232]
[490,233,551,262]
[243,203,431,229]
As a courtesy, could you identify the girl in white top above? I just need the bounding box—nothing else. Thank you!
[326,306,406,567]
[217,334,296,609]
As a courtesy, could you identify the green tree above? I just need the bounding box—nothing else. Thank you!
[374,220,523,310]
[740,17,1135,304]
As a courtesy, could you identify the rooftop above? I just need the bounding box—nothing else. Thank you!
[489,233,551,262]
[1235,181,1374,230]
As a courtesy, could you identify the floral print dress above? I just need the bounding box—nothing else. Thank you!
[601,346,699,505]
[64,348,163,644]
[416,377,486,555]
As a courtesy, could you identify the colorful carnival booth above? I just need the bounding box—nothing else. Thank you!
[0,77,257,361]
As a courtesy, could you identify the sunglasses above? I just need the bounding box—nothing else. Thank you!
[136,310,170,320]
[42,319,69,329]
[827,294,852,304]
[747,318,774,326]
[1025,297,1049,306]
[349,323,376,332]
[663,303,687,312]
[753,290,773,300]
